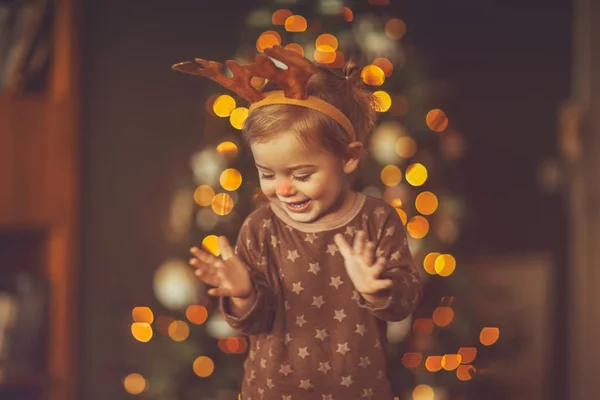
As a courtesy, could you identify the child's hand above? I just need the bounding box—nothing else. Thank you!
[333,231,392,295]
[189,236,254,299]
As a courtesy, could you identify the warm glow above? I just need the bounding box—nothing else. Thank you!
[314,49,337,64]
[168,320,190,342]
[194,185,215,207]
[434,254,456,276]
[415,191,438,215]
[285,15,307,32]
[230,107,249,130]
[186,305,208,325]
[395,207,407,226]
[316,33,338,52]
[458,347,477,364]
[216,141,238,159]
[413,318,434,335]
[132,307,154,324]
[432,306,454,327]
[211,192,234,216]
[413,384,434,400]
[402,352,423,369]
[123,373,147,395]
[361,65,385,86]
[373,91,392,112]
[212,95,236,118]
[272,9,292,25]
[131,322,153,342]
[426,109,449,132]
[284,43,304,56]
[395,136,417,158]
[480,327,500,346]
[193,356,215,378]
[343,7,353,22]
[441,354,462,371]
[423,252,440,275]
[407,215,429,239]
[457,365,477,381]
[204,94,219,116]
[218,337,249,354]
[251,76,266,91]
[220,168,242,191]
[201,235,220,256]
[373,57,393,77]
[380,165,402,187]
[385,18,407,40]
[405,163,428,186]
[256,30,281,52]
[155,316,174,336]
[328,51,345,68]
[424,356,442,372]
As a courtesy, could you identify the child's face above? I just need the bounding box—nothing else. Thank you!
[251,131,359,224]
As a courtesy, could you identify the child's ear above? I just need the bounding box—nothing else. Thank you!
[343,141,363,174]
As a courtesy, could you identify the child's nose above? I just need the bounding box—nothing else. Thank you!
[276,181,296,197]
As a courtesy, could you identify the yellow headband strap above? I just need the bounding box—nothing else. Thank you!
[248,90,357,142]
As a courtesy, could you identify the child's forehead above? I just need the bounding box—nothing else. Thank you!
[250,131,327,167]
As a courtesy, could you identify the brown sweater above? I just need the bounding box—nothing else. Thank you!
[220,193,422,400]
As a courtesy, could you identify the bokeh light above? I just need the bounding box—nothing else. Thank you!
[380,165,402,186]
[405,163,428,186]
[432,306,454,327]
[213,95,236,117]
[132,307,154,324]
[441,354,462,371]
[457,365,477,381]
[220,168,242,191]
[131,323,153,342]
[314,49,337,64]
[256,30,281,52]
[123,373,147,395]
[423,252,440,275]
[186,305,208,325]
[218,337,248,354]
[480,327,500,346]
[373,90,392,112]
[395,136,417,158]
[426,109,449,132]
[193,356,215,378]
[216,141,238,160]
[424,357,442,373]
[458,347,477,364]
[434,254,456,276]
[271,9,292,25]
[284,43,304,56]
[407,215,429,239]
[194,185,215,207]
[361,64,385,86]
[285,15,307,32]
[201,234,220,256]
[343,7,353,22]
[402,352,423,369]
[372,57,393,77]
[385,18,407,40]
[395,207,407,226]
[413,318,434,335]
[168,320,190,342]
[211,192,234,216]
[230,107,249,130]
[415,191,438,215]
[315,33,338,52]
[153,259,198,311]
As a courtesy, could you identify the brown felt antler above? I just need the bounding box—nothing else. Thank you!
[171,45,319,102]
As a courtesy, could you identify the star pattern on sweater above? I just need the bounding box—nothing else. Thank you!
[317,361,332,373]
[304,232,318,243]
[340,375,354,387]
[279,364,293,376]
[266,378,275,389]
[287,249,300,262]
[292,282,304,294]
[362,388,374,398]
[312,295,325,308]
[391,250,401,261]
[315,328,328,341]
[271,235,280,248]
[336,342,350,355]
[333,309,347,322]
[283,333,292,345]
[359,356,371,368]
[299,379,313,390]
[345,226,356,236]
[330,276,344,289]
[296,315,307,327]
[308,262,320,275]
[297,347,310,359]
[322,395,334,400]
[326,244,338,256]
[385,226,395,237]
[374,207,385,218]
[355,324,367,336]
[262,218,271,228]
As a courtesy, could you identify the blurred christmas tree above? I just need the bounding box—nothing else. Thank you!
[125,1,497,400]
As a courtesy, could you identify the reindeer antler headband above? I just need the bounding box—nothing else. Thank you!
[171,45,357,142]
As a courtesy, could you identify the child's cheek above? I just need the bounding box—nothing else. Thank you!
[260,180,276,198]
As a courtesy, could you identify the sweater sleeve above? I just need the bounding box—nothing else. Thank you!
[219,214,276,335]
[357,208,423,321]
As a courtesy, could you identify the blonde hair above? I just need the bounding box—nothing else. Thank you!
[242,61,378,160]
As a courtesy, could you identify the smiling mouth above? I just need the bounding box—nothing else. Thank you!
[285,199,311,212]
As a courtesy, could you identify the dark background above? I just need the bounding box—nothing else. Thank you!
[80,0,571,399]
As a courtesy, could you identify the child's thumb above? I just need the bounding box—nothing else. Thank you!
[218,236,234,260]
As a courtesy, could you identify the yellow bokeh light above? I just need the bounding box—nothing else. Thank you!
[211,192,234,216]
[373,57,393,77]
[216,141,238,159]
[480,327,500,346]
[407,215,429,239]
[256,30,281,53]
[218,337,248,354]
[434,254,456,276]
[423,252,440,275]
[402,352,423,369]
[194,185,215,207]
[230,107,249,130]
[426,109,449,132]
[186,305,208,325]
[424,357,442,373]
[272,9,292,25]
[458,347,477,364]
[385,18,407,40]
[395,136,417,158]
[220,168,242,191]
[314,48,337,64]
[285,15,307,32]
[132,307,154,324]
[316,33,338,52]
[413,384,434,400]
[343,7,353,22]
[373,91,392,112]
[361,65,385,86]
[405,163,428,186]
[380,165,402,187]
[168,320,190,342]
[213,95,236,117]
[395,207,407,226]
[123,373,147,395]
[284,43,304,56]
[441,354,462,371]
[457,365,477,381]
[432,306,454,327]
[193,356,215,378]
[131,322,153,342]
[415,191,438,215]
[201,234,220,256]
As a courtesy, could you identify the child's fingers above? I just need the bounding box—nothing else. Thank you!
[333,234,353,259]
[190,247,220,266]
[207,287,232,297]
[371,278,393,292]
[363,241,375,266]
[218,236,234,260]
[353,231,366,257]
[371,257,387,277]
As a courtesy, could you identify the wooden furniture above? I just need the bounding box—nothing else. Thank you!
[0,0,79,399]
